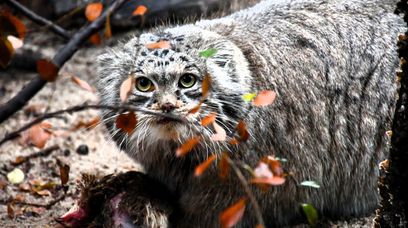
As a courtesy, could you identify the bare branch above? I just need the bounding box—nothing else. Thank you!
[4,0,71,39]
[0,0,128,124]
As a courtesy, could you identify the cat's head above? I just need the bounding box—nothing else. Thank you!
[97,25,251,152]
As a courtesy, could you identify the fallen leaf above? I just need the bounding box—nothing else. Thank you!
[199,48,217,58]
[7,168,24,184]
[176,136,201,157]
[250,176,285,186]
[132,5,148,16]
[220,198,246,228]
[261,156,283,176]
[7,35,23,49]
[236,120,249,142]
[7,203,14,219]
[201,112,216,127]
[37,59,59,82]
[115,112,137,134]
[57,159,70,186]
[24,103,45,115]
[242,93,257,102]
[34,189,51,196]
[14,193,25,202]
[0,179,7,190]
[11,156,26,165]
[252,90,276,107]
[120,76,135,102]
[229,138,239,145]
[89,32,102,45]
[219,152,230,179]
[211,122,227,141]
[71,75,94,92]
[18,183,30,191]
[19,122,52,149]
[104,13,112,39]
[194,154,216,177]
[85,2,103,22]
[145,40,171,49]
[0,10,26,38]
[301,203,318,226]
[202,73,212,98]
[72,117,100,130]
[300,181,320,189]
[0,37,14,68]
[188,101,203,114]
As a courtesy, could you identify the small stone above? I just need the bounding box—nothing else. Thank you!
[76,145,89,155]
[63,149,70,156]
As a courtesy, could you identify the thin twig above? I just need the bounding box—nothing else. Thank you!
[227,156,265,227]
[0,104,186,147]
[0,0,128,124]
[0,193,68,209]
[4,0,71,39]
[10,145,60,166]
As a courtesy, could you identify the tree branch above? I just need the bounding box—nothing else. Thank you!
[0,104,186,147]
[4,0,71,39]
[0,0,128,125]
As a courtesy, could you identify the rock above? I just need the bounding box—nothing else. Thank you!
[76,145,89,155]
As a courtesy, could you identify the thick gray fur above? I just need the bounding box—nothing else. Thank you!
[97,0,405,227]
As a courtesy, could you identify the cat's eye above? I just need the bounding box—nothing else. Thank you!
[136,77,154,92]
[179,74,196,88]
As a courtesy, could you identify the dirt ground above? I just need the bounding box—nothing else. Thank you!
[0,32,374,227]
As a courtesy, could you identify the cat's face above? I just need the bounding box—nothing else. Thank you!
[97,26,251,149]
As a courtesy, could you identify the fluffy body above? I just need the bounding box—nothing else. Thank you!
[97,0,405,226]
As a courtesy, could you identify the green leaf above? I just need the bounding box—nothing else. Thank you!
[242,93,257,102]
[300,181,320,189]
[301,203,318,226]
[199,48,217,58]
[7,168,25,184]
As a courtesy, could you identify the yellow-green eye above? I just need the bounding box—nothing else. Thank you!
[136,77,154,92]
[179,74,196,88]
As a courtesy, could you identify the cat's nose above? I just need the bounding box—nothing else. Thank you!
[161,102,176,113]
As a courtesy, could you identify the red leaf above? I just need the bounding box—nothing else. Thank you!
[132,5,148,16]
[252,90,276,107]
[220,198,246,228]
[0,37,14,68]
[250,176,285,186]
[89,32,102,45]
[261,156,284,177]
[115,112,137,135]
[194,154,216,177]
[145,40,171,49]
[188,101,203,114]
[19,122,52,149]
[85,2,103,22]
[37,59,59,82]
[236,120,249,142]
[219,152,230,179]
[57,159,70,186]
[202,73,212,98]
[201,112,216,126]
[120,76,135,102]
[71,75,94,92]
[0,10,26,39]
[71,117,100,130]
[176,136,201,157]
[211,122,227,141]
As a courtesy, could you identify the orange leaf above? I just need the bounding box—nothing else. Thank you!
[236,120,249,142]
[219,152,230,179]
[188,101,202,114]
[85,2,103,22]
[211,122,227,141]
[71,117,100,130]
[19,122,52,149]
[202,73,212,98]
[176,136,201,157]
[132,5,148,16]
[89,32,102,45]
[261,156,284,177]
[145,40,171,49]
[120,76,135,102]
[115,112,137,135]
[220,198,246,228]
[11,156,26,166]
[250,176,285,186]
[71,75,94,92]
[104,13,112,38]
[194,154,216,177]
[229,138,239,145]
[37,59,59,82]
[0,10,26,39]
[256,224,265,228]
[201,112,216,126]
[0,37,14,68]
[252,90,276,107]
